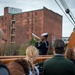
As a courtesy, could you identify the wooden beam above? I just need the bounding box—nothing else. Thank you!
[0,55,52,64]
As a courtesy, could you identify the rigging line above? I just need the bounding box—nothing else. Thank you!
[69,12,75,24]
[59,0,69,10]
[55,0,74,26]
[60,0,75,23]
[70,11,75,23]
[63,0,75,21]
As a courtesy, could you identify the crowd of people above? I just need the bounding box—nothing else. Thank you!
[0,33,75,75]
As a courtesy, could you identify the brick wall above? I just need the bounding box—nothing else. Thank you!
[43,7,62,44]
[0,7,62,45]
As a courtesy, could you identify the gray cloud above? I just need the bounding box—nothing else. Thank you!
[65,0,75,8]
[0,0,16,6]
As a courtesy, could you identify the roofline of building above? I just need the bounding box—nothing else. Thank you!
[0,6,62,17]
[4,6,22,10]
[8,7,43,15]
[43,7,62,17]
[7,6,62,17]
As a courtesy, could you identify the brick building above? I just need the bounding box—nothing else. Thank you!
[0,7,62,45]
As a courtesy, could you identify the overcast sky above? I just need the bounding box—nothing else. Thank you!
[0,0,75,37]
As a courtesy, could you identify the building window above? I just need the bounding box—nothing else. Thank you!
[12,24,15,27]
[11,36,15,42]
[35,12,37,16]
[12,21,15,27]
[12,15,15,20]
[27,13,29,17]
[27,18,29,24]
[11,29,15,34]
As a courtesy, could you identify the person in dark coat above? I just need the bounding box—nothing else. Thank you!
[42,39,75,75]
[35,33,49,55]
[0,61,10,75]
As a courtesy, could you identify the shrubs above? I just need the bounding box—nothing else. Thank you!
[0,38,35,56]
[18,38,36,55]
[18,43,29,55]
[1,44,20,56]
[0,38,53,56]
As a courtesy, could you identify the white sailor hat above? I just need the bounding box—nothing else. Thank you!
[41,33,48,37]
